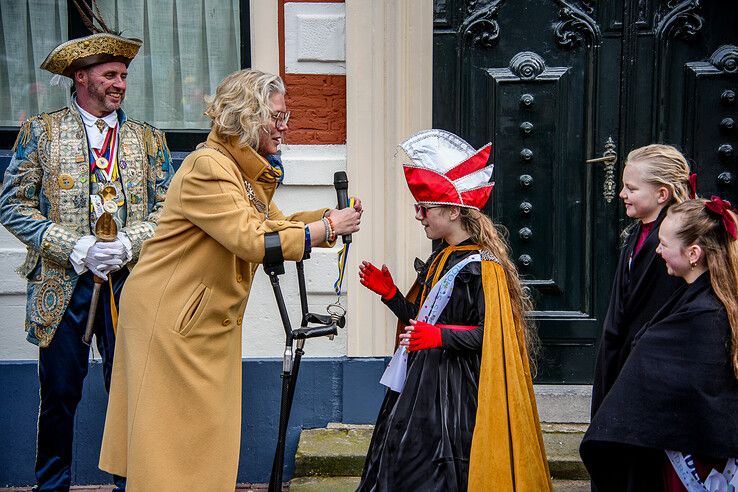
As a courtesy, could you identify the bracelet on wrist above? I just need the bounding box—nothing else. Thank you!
[321,217,331,243]
[326,216,337,242]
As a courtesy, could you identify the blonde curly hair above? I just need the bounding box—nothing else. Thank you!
[204,69,285,150]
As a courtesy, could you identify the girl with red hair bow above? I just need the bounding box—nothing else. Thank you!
[581,197,738,491]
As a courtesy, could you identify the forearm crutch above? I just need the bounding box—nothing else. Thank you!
[264,233,343,492]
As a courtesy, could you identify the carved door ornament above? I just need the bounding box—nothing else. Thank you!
[587,137,618,203]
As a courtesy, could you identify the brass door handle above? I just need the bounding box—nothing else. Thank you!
[586,137,618,166]
[588,137,618,203]
[586,154,617,164]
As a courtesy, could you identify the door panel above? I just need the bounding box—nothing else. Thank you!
[620,3,738,203]
[483,57,577,310]
[434,0,614,382]
[433,0,738,383]
[684,46,738,205]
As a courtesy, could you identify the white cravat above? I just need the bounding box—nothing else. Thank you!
[74,98,118,151]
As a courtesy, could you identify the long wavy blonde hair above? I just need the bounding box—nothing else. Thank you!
[458,207,540,373]
[669,199,738,379]
[204,69,285,150]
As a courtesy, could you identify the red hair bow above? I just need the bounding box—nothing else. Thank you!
[705,195,737,240]
[688,173,697,199]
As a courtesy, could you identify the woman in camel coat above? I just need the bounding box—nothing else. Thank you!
[99,69,362,491]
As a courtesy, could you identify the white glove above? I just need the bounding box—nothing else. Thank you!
[84,240,127,279]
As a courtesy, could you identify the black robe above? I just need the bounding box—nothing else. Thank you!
[358,241,485,492]
[580,273,738,491]
[590,209,684,417]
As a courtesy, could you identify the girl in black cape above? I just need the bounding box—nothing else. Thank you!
[580,198,738,491]
[356,129,550,491]
[591,145,693,417]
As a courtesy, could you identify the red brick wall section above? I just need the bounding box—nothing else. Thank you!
[284,74,346,145]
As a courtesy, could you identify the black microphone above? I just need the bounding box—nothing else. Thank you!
[333,171,352,244]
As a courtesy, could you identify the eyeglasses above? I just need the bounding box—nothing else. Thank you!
[269,110,290,126]
[414,204,443,218]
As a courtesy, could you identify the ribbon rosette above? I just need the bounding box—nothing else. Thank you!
[705,195,737,240]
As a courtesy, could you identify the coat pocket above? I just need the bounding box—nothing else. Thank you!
[174,283,211,337]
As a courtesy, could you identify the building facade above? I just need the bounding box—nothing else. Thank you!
[1,0,737,486]
[0,0,432,486]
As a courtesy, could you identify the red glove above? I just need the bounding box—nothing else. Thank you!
[407,320,442,352]
[359,261,397,300]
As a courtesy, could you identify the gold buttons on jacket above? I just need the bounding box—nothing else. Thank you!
[236,317,243,325]
[222,318,231,326]
[277,221,284,226]
[58,174,74,189]
[236,274,243,282]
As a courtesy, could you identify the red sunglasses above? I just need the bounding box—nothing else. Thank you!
[414,204,443,218]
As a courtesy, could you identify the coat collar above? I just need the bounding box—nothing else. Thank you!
[204,131,270,182]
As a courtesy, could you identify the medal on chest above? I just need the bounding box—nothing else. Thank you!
[90,124,118,182]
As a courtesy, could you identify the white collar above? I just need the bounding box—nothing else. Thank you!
[74,97,118,130]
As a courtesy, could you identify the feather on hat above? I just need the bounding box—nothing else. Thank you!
[40,0,141,77]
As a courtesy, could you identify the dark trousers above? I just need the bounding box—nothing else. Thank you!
[34,270,128,492]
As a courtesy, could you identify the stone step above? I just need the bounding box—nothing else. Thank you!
[293,422,589,480]
[542,424,590,480]
[0,485,275,492]
[288,477,590,491]
[289,476,360,492]
[293,423,374,478]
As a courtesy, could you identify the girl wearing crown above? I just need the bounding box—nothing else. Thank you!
[357,130,551,491]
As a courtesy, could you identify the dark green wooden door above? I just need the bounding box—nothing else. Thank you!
[433,0,738,383]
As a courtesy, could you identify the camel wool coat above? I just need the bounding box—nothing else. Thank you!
[99,132,331,491]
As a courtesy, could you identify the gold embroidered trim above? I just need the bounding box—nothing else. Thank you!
[40,33,142,76]
[41,224,80,266]
[16,248,40,279]
[122,222,156,262]
[480,249,501,263]
[12,121,32,153]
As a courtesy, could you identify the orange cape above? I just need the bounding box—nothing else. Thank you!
[468,260,551,490]
[395,248,552,490]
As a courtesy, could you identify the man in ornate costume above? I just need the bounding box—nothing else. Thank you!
[0,28,172,491]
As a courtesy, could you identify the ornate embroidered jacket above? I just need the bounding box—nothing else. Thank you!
[0,104,173,347]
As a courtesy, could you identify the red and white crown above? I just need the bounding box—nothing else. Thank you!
[398,129,494,210]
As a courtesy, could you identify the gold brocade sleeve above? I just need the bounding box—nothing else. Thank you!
[468,261,552,491]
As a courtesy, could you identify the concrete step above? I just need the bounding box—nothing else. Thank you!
[542,423,590,480]
[0,485,274,492]
[293,422,589,480]
[293,423,374,478]
[553,480,591,492]
[289,476,360,492]
[288,477,589,491]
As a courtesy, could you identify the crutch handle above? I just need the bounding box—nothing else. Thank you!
[293,324,338,340]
